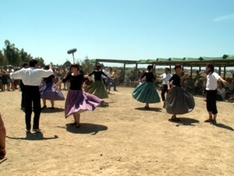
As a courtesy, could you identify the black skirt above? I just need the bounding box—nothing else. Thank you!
[165,86,195,114]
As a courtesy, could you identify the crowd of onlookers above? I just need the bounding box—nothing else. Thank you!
[1,66,234,103]
[181,72,234,102]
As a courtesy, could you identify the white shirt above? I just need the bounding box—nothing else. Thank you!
[10,67,54,86]
[101,69,111,79]
[161,73,172,85]
[206,72,220,90]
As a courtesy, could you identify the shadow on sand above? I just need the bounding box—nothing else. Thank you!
[168,117,199,126]
[213,123,234,131]
[41,107,64,113]
[6,132,59,140]
[57,123,108,135]
[135,107,162,112]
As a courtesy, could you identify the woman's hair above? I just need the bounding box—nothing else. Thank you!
[174,64,182,70]
[22,62,28,67]
[44,65,50,70]
[96,65,101,70]
[147,65,153,71]
[206,63,214,73]
[70,64,80,70]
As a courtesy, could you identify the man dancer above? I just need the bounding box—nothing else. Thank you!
[20,62,29,111]
[10,60,53,133]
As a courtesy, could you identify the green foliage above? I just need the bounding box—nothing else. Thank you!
[0,39,45,67]
[80,56,95,74]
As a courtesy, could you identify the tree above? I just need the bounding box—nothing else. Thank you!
[0,50,7,66]
[19,49,32,64]
[3,40,21,66]
[35,57,45,67]
[80,56,95,74]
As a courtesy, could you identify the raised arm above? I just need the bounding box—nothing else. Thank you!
[218,77,227,84]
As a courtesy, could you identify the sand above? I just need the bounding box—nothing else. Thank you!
[0,87,234,176]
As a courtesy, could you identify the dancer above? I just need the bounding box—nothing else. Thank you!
[132,65,160,109]
[160,68,172,108]
[40,65,65,109]
[19,62,29,111]
[54,64,103,128]
[166,64,195,121]
[85,65,110,104]
[10,60,54,133]
[201,63,227,124]
[0,114,6,160]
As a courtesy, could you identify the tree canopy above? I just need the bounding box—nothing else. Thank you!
[0,40,45,67]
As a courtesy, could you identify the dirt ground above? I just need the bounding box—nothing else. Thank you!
[0,87,234,176]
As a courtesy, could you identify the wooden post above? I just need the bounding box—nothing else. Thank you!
[224,66,226,79]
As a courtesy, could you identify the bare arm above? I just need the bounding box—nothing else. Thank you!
[84,75,92,80]
[0,114,6,159]
[218,77,227,84]
[167,80,171,91]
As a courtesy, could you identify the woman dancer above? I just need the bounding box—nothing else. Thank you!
[201,63,226,124]
[40,65,65,109]
[85,65,109,100]
[132,65,160,109]
[166,64,195,121]
[54,64,103,127]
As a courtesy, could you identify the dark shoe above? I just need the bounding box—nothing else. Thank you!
[204,118,212,123]
[32,129,42,133]
[101,102,109,107]
[76,124,81,128]
[41,105,47,110]
[144,106,150,110]
[171,117,180,122]
[49,107,55,109]
[211,119,217,125]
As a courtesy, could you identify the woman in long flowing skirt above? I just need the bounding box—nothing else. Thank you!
[132,65,160,109]
[40,65,65,109]
[85,65,109,99]
[54,64,103,128]
[165,64,195,121]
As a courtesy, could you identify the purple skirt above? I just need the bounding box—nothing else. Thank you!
[65,89,102,118]
[39,83,65,100]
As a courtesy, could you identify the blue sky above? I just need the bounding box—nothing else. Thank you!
[0,0,234,66]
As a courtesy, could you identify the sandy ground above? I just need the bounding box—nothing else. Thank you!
[0,87,234,176]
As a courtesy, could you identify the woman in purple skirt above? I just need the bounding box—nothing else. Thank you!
[40,65,65,109]
[54,64,103,128]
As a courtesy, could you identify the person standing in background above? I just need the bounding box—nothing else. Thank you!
[10,60,54,133]
[111,68,118,91]
[160,68,172,108]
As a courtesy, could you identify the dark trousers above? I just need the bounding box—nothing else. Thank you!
[24,86,41,130]
[21,88,26,109]
[161,85,168,101]
[206,90,218,114]
[20,81,25,109]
